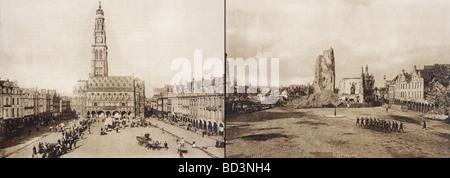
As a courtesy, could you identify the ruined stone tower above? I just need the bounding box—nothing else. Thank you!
[313,47,336,93]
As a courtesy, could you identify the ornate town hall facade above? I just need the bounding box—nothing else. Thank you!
[72,3,145,119]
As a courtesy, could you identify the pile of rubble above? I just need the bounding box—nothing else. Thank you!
[421,111,449,121]
[292,90,339,108]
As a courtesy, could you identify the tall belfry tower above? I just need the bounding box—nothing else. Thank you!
[90,1,108,77]
[73,2,146,120]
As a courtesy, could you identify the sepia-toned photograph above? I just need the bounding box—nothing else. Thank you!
[1,0,449,161]
[0,0,224,158]
[225,0,450,158]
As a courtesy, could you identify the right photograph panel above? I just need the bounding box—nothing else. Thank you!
[225,0,450,158]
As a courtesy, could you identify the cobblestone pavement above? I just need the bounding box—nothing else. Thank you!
[226,106,450,158]
[3,117,224,158]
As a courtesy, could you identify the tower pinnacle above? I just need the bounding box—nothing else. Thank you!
[96,1,104,15]
[91,2,108,77]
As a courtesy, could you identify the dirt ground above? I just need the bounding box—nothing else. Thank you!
[226,106,450,158]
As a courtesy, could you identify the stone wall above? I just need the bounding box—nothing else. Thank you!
[313,47,335,93]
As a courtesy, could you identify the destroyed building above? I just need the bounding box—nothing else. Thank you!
[387,64,449,114]
[313,47,336,93]
[290,47,339,109]
[338,65,376,105]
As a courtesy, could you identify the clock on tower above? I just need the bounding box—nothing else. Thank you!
[90,1,108,77]
[96,37,103,43]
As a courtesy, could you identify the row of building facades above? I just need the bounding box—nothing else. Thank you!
[385,64,449,114]
[149,80,225,136]
[308,48,449,114]
[327,63,449,114]
[0,78,71,137]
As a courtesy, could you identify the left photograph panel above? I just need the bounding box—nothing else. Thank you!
[0,0,225,158]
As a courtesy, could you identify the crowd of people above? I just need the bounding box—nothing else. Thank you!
[27,116,221,158]
[130,120,150,128]
[31,118,93,158]
[215,140,225,148]
[356,116,404,133]
[2,112,76,139]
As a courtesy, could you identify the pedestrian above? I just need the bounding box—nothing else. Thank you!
[145,132,150,140]
[386,121,390,132]
[356,117,359,126]
[179,150,184,158]
[192,141,196,148]
[394,122,398,132]
[32,145,37,155]
[399,122,404,133]
[164,141,168,150]
[423,120,427,130]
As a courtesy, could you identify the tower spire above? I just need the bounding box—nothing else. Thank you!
[365,64,369,76]
[91,2,108,77]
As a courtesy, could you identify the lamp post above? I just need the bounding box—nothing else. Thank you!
[333,92,338,116]
[334,103,337,116]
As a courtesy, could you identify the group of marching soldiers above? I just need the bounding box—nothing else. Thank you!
[356,117,404,133]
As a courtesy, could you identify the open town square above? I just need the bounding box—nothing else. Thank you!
[1,1,225,158]
[226,106,450,158]
[2,116,224,158]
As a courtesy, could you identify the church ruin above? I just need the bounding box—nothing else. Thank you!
[313,47,336,93]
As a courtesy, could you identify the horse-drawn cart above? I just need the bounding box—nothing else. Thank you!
[136,135,164,150]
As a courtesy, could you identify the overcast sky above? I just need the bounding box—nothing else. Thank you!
[0,0,224,96]
[2,0,449,96]
[226,0,450,87]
